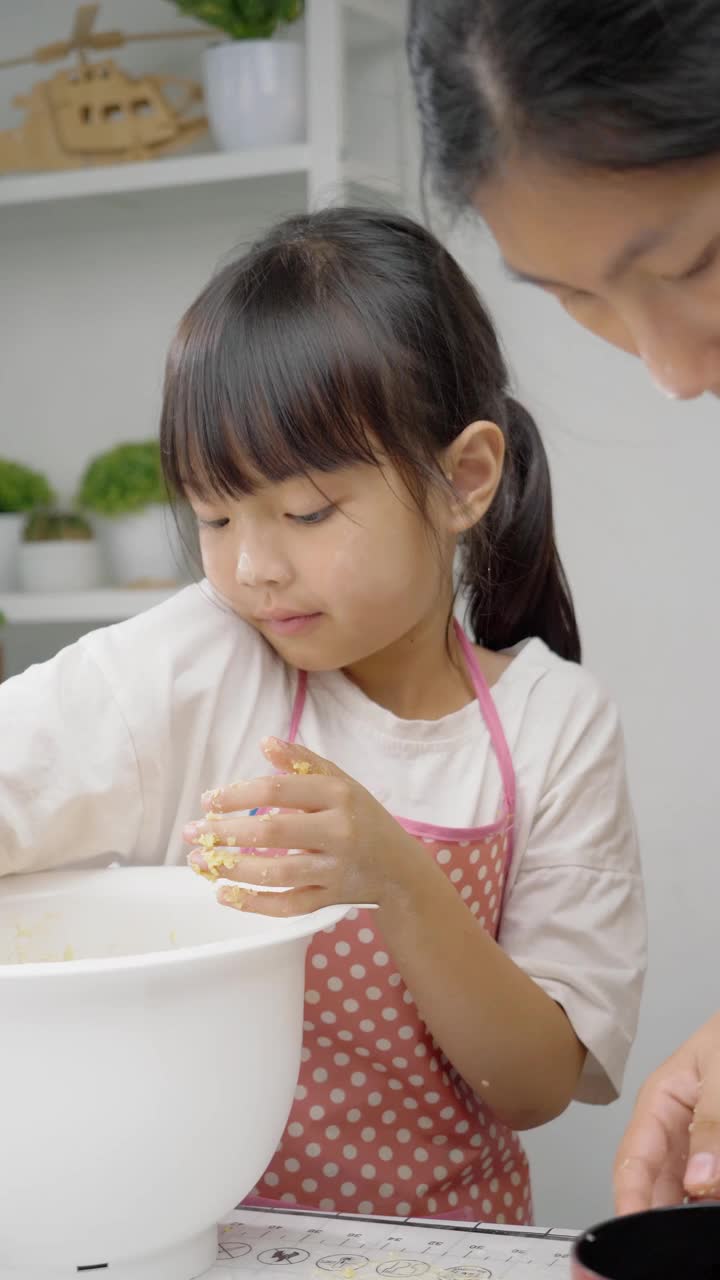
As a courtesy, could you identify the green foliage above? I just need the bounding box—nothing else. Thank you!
[77,442,169,517]
[23,510,94,542]
[0,459,55,514]
[170,0,304,40]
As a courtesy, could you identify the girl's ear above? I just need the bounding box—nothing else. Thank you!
[441,420,505,534]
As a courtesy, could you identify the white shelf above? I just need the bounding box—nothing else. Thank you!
[0,144,311,208]
[0,589,177,624]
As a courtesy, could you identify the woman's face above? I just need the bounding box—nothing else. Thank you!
[476,153,720,400]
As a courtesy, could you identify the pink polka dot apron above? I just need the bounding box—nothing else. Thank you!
[248,622,532,1224]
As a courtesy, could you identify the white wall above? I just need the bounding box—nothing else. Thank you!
[4,0,720,1234]
[447,217,720,1228]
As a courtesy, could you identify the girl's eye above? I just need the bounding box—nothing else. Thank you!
[197,516,230,530]
[669,242,719,283]
[289,506,335,525]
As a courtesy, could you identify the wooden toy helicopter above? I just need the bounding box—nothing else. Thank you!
[0,4,210,173]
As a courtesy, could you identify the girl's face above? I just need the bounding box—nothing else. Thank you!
[476,153,720,401]
[189,459,455,673]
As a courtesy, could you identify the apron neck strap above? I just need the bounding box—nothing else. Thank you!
[287,625,516,818]
[287,670,308,745]
[453,619,516,818]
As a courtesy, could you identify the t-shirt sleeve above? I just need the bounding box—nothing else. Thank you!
[0,642,143,877]
[498,670,646,1104]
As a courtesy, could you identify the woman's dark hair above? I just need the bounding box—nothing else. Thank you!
[161,207,580,661]
[408,0,720,207]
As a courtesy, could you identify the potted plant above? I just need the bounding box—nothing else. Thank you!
[77,442,182,587]
[19,510,102,594]
[171,0,306,151]
[0,459,55,590]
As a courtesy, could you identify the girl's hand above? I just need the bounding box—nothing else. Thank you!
[183,737,416,916]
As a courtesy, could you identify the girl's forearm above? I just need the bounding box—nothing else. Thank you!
[377,851,586,1130]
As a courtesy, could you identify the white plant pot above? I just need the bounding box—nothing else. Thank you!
[19,541,101,593]
[0,867,349,1280]
[0,513,24,590]
[97,505,183,587]
[203,40,306,151]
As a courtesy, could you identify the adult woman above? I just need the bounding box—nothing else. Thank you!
[407,0,720,1213]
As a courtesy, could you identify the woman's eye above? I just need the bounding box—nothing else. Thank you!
[290,506,335,525]
[197,516,230,529]
[670,242,719,283]
[559,287,595,306]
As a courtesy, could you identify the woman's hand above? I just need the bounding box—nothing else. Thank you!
[614,1012,720,1213]
[183,737,416,916]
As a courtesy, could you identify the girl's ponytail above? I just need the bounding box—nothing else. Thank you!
[461,397,581,662]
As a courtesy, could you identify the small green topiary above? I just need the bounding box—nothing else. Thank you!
[0,459,55,514]
[170,0,304,40]
[77,442,169,517]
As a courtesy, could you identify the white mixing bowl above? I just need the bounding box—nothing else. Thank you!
[0,867,348,1280]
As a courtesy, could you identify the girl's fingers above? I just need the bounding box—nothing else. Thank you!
[200,772,343,816]
[199,738,350,814]
[217,883,332,918]
[183,809,332,851]
[261,737,349,780]
[188,848,334,889]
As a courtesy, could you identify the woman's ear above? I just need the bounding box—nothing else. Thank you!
[441,420,505,534]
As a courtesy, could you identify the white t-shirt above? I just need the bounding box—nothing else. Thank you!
[0,582,645,1105]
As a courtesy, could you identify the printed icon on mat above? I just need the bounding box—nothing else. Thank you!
[258,1248,311,1265]
[317,1255,369,1272]
[217,1241,252,1259]
[376,1262,431,1278]
[217,1225,253,1260]
[438,1268,492,1280]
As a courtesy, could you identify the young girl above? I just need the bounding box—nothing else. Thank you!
[0,208,645,1225]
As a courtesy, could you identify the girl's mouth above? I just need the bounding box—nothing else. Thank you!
[257,612,324,636]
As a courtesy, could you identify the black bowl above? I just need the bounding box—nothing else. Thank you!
[573,1202,720,1279]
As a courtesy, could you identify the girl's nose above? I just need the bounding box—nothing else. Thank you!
[235,550,257,586]
[234,540,292,589]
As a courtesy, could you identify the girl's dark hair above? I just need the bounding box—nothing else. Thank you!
[161,207,580,661]
[408,0,720,206]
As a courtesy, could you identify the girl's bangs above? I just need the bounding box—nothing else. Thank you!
[161,273,396,503]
